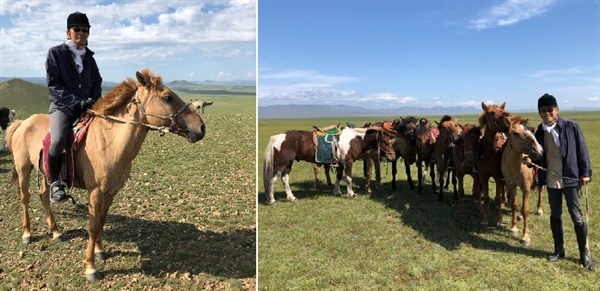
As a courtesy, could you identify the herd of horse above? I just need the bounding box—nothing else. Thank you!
[263,101,545,247]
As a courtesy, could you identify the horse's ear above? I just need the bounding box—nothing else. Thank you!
[481,102,487,111]
[136,71,148,87]
[500,102,506,109]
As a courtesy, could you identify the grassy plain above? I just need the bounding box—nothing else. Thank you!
[0,92,256,289]
[258,111,600,290]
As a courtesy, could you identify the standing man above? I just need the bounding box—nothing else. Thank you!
[532,93,594,271]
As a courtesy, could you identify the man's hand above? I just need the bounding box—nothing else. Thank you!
[79,98,94,111]
[580,177,591,185]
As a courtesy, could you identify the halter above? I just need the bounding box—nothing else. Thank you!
[89,93,192,137]
[377,131,396,157]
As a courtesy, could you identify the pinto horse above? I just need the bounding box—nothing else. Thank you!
[476,102,511,226]
[433,115,461,202]
[1,106,16,151]
[414,118,436,195]
[263,126,396,204]
[6,69,206,282]
[452,123,482,211]
[501,115,543,247]
[390,116,418,190]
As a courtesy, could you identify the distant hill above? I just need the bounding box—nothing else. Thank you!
[258,104,481,119]
[0,78,50,116]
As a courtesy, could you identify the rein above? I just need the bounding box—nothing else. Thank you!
[87,94,191,136]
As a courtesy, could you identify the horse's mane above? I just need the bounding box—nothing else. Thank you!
[397,116,418,132]
[437,115,452,129]
[92,68,164,115]
[415,121,430,136]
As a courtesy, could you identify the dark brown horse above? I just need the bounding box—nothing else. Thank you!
[476,102,511,226]
[414,118,436,195]
[6,69,206,282]
[452,123,482,211]
[433,115,462,202]
[263,126,396,204]
[1,106,16,151]
[390,116,418,190]
[501,115,543,247]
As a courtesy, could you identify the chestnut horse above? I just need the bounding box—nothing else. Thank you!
[6,69,206,282]
[263,126,396,204]
[476,102,511,226]
[433,115,462,202]
[501,115,543,247]
[390,116,418,190]
[414,118,436,195]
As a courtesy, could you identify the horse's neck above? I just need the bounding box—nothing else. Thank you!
[87,115,150,165]
[361,132,378,151]
[502,139,523,163]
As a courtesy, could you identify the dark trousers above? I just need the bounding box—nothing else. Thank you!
[548,186,585,227]
[49,109,76,157]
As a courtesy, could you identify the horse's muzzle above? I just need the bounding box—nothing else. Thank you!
[185,123,206,143]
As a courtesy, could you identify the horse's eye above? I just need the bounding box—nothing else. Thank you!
[162,95,172,101]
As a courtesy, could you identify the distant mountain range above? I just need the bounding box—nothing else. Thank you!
[258,104,485,119]
[0,76,255,87]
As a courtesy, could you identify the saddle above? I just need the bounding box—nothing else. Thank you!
[312,124,343,164]
[41,114,95,188]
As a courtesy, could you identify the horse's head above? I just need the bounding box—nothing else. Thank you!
[415,119,434,161]
[367,125,397,162]
[438,116,462,144]
[0,107,15,130]
[190,99,213,115]
[460,124,482,166]
[507,116,543,160]
[480,102,511,134]
[134,69,206,143]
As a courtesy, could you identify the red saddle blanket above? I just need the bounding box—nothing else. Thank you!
[42,114,94,188]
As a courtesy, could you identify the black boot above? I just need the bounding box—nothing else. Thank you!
[575,223,596,271]
[48,153,68,203]
[547,217,565,262]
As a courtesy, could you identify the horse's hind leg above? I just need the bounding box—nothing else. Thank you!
[280,164,297,202]
[16,164,33,244]
[39,180,62,241]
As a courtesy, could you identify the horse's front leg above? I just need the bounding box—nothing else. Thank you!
[416,162,423,195]
[405,159,415,189]
[345,161,356,197]
[521,186,531,247]
[312,164,321,189]
[333,165,344,196]
[374,157,381,190]
[494,178,505,227]
[391,158,398,190]
[535,185,544,215]
[363,157,372,194]
[93,194,116,262]
[85,189,105,282]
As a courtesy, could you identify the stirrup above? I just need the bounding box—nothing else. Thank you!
[50,180,70,203]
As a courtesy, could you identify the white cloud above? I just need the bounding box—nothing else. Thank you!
[0,0,256,82]
[528,67,585,78]
[469,0,556,31]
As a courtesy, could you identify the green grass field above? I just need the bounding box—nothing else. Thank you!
[258,111,600,290]
[0,93,256,289]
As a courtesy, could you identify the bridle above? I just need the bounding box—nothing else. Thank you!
[88,93,192,136]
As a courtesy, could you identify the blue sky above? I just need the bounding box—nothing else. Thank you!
[258,0,600,111]
[0,0,256,83]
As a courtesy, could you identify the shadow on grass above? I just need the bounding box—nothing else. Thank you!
[257,174,369,204]
[55,204,254,280]
[369,178,548,258]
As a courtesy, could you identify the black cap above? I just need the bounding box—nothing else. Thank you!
[67,12,90,28]
[537,93,558,109]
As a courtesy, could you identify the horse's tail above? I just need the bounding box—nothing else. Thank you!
[5,119,22,153]
[263,135,278,196]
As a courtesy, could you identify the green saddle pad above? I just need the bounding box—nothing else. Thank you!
[315,134,338,163]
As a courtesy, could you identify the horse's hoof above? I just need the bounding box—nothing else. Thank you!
[266,200,276,205]
[85,271,104,283]
[517,216,523,222]
[52,234,64,243]
[536,210,544,216]
[95,251,109,261]
[22,236,32,244]
[521,239,531,248]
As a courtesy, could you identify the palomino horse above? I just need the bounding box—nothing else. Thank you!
[433,115,462,202]
[390,116,418,190]
[263,126,396,204]
[501,115,543,247]
[452,123,482,211]
[414,118,436,195]
[476,102,511,226]
[1,106,16,151]
[6,69,206,282]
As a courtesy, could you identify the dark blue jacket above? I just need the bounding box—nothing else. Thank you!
[533,116,592,187]
[46,43,102,116]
